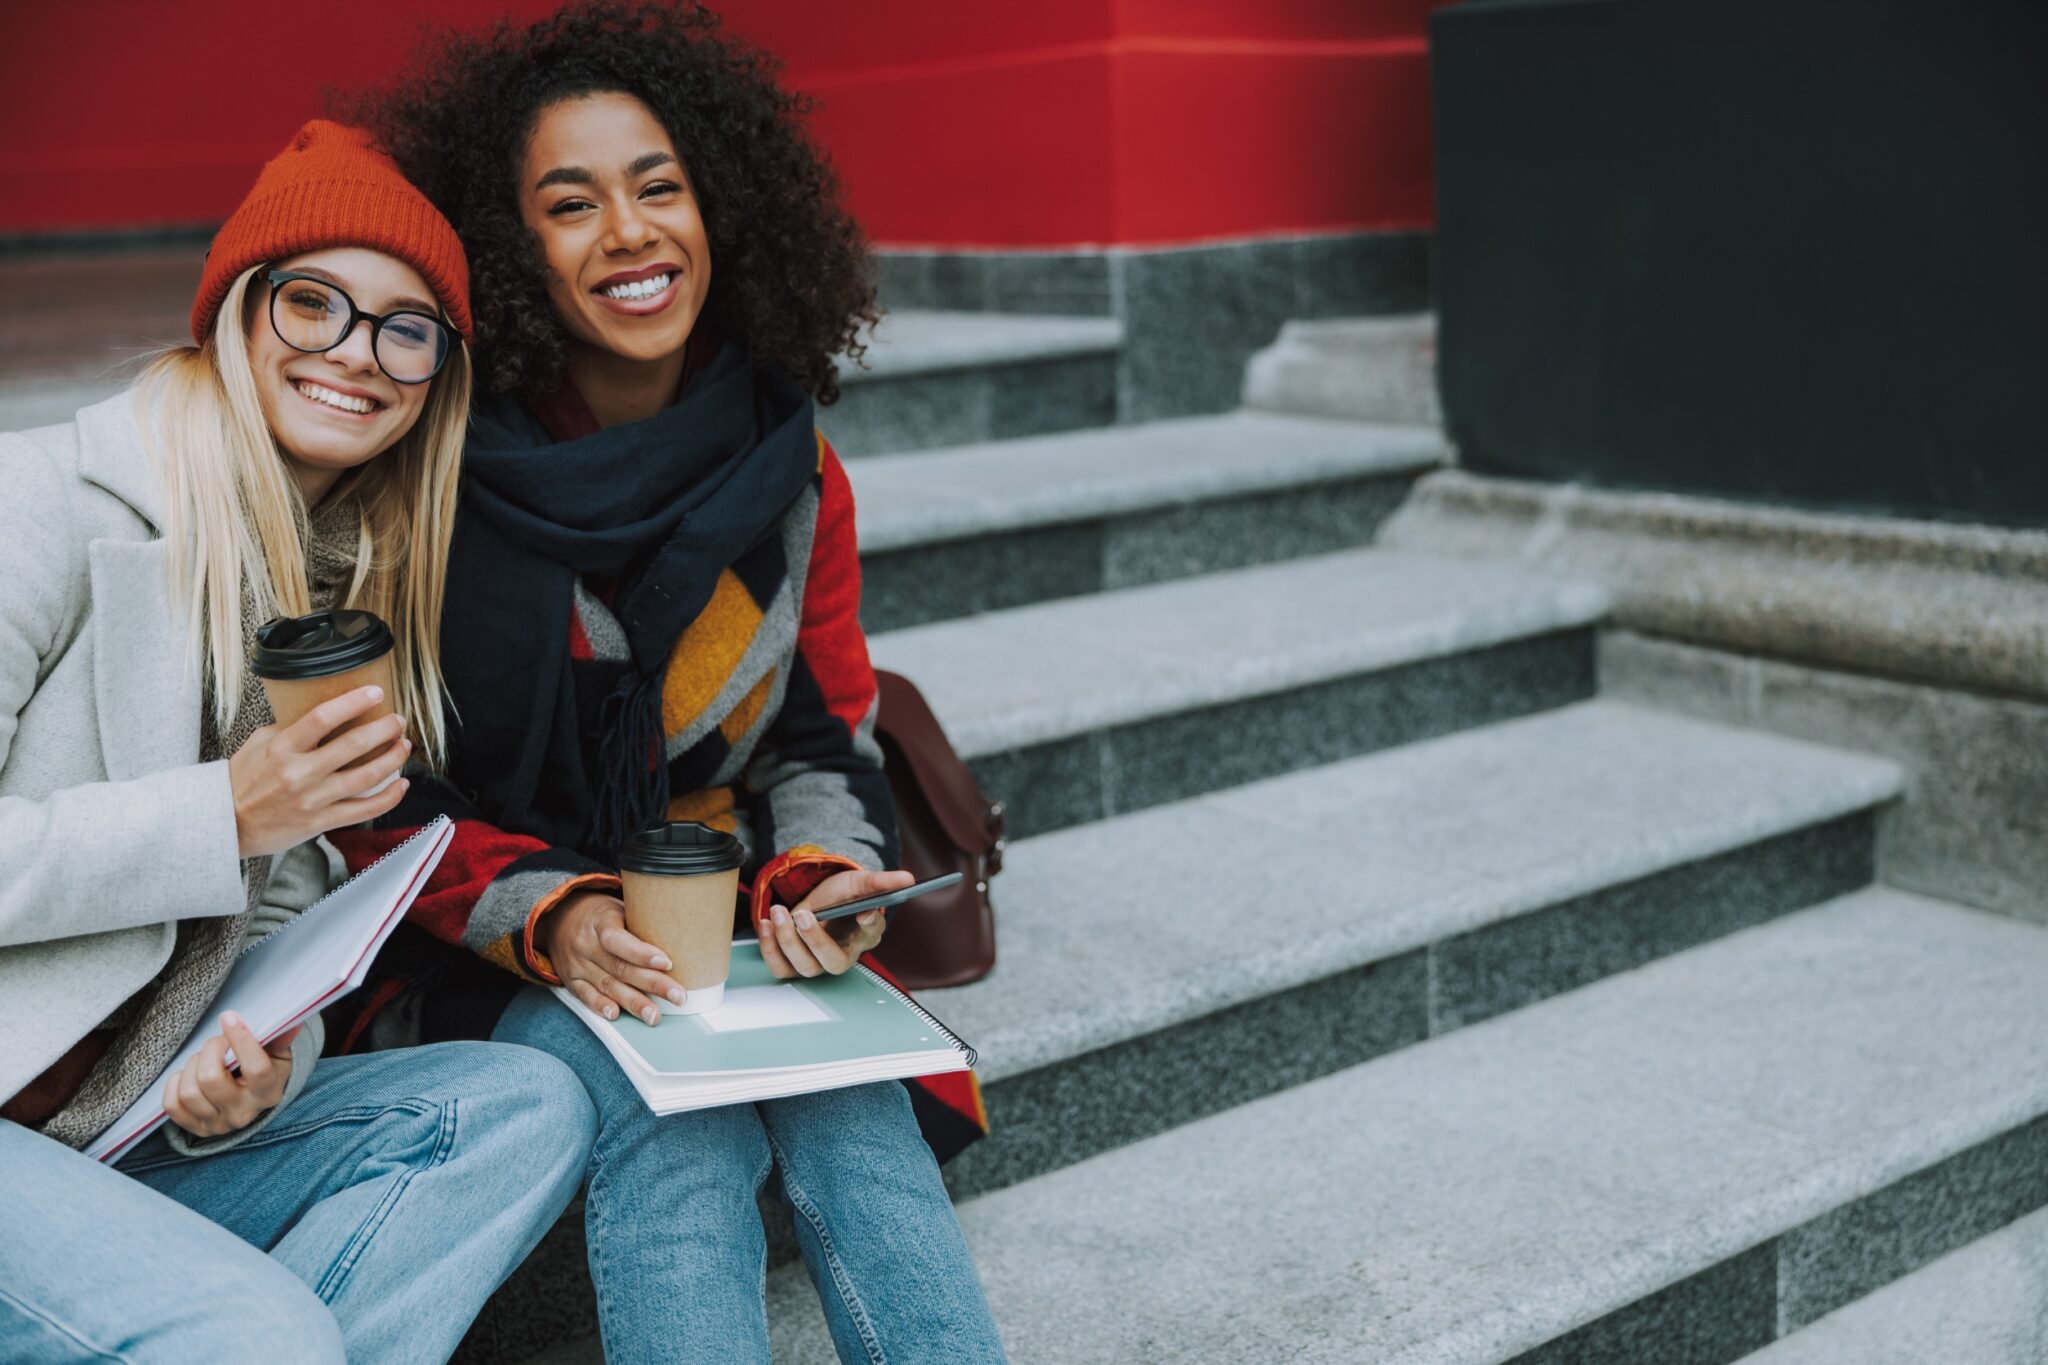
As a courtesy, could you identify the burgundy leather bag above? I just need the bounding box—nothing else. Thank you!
[868,669,1003,988]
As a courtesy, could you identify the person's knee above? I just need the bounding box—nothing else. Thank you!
[499,1044,598,1144]
[766,1083,937,1196]
[453,1043,597,1176]
[212,1254,346,1364]
[769,1080,918,1151]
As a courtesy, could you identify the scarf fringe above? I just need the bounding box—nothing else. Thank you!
[593,668,672,855]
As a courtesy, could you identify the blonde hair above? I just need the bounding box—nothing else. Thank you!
[134,265,469,769]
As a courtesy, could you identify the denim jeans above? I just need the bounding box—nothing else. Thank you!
[0,1040,596,1365]
[493,985,1006,1364]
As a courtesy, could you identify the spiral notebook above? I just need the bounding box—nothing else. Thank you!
[84,816,454,1163]
[555,944,976,1115]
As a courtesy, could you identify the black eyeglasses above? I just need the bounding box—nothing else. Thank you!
[263,269,452,385]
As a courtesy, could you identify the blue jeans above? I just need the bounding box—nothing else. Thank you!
[0,1041,596,1365]
[493,985,1006,1364]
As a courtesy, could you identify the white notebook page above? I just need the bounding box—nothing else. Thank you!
[84,816,452,1162]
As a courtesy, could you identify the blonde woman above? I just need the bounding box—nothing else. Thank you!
[0,122,595,1365]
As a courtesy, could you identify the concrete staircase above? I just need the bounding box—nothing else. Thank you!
[469,311,2048,1365]
[769,888,2048,1362]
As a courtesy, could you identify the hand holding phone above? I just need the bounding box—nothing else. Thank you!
[740,872,963,944]
[807,872,964,927]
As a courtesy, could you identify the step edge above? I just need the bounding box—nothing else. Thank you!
[839,314,1126,382]
[894,584,1612,759]
[958,786,1897,1086]
[1731,1199,2048,1363]
[1462,1037,2048,1365]
[855,437,1446,552]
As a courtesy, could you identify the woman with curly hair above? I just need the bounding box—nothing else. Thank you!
[328,3,1006,1360]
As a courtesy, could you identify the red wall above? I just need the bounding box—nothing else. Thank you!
[0,0,1445,247]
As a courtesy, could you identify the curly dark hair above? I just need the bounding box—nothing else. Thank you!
[335,0,875,401]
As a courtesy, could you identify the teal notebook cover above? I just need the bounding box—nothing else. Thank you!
[593,944,974,1076]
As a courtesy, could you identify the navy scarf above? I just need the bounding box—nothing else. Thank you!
[441,348,817,855]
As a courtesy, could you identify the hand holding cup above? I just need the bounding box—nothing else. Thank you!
[228,686,410,858]
[615,823,746,1020]
[539,891,688,1027]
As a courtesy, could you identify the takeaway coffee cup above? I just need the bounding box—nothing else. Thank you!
[251,610,401,794]
[618,822,746,1016]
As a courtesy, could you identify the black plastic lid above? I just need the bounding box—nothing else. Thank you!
[251,610,395,680]
[618,822,745,876]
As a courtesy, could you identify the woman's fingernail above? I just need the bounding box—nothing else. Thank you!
[603,1005,617,1020]
[667,988,686,1005]
[772,906,789,926]
[650,953,672,971]
[642,1006,661,1026]
[364,686,384,703]
[795,909,816,929]
[860,910,879,925]
[222,1011,242,1028]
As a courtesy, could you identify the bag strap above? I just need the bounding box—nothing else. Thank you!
[874,670,1007,873]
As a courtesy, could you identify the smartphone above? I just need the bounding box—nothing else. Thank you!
[737,872,964,942]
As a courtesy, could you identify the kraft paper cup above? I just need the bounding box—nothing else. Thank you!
[252,610,402,796]
[618,822,745,1016]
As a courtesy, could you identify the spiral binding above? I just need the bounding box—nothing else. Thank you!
[231,816,451,960]
[857,964,978,1068]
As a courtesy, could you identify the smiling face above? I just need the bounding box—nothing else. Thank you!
[519,91,712,367]
[244,246,440,494]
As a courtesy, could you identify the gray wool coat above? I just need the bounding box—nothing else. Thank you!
[0,391,331,1149]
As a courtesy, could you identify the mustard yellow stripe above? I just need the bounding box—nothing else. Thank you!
[660,568,763,734]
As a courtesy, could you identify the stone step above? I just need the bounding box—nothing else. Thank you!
[1734,1202,2048,1365]
[768,888,2048,1363]
[1242,314,1441,426]
[826,310,1124,456]
[852,411,1446,631]
[925,699,1898,1198]
[868,547,1609,840]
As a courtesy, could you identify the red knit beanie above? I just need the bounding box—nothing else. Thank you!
[190,120,472,344]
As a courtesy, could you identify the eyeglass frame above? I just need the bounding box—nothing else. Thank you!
[262,269,454,385]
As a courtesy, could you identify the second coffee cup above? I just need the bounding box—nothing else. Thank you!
[252,609,401,794]
[619,822,745,1016]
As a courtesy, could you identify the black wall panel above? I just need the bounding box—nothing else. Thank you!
[1430,0,2048,528]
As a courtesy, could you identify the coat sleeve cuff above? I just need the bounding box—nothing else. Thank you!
[747,845,864,932]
